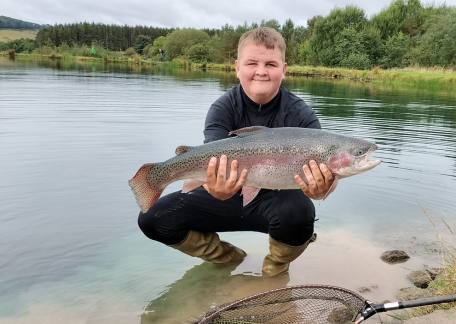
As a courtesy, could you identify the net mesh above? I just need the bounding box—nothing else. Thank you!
[196,284,367,324]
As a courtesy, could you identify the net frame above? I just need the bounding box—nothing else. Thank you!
[196,284,368,324]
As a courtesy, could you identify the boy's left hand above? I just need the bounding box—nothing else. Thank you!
[294,160,334,200]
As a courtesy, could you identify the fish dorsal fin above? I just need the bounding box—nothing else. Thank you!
[175,145,193,155]
[228,126,269,137]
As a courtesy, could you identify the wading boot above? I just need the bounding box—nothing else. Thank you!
[262,234,317,277]
[172,230,246,264]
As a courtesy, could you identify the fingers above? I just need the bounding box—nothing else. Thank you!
[309,160,325,191]
[206,156,217,185]
[216,155,228,186]
[296,161,334,199]
[204,155,248,200]
[320,163,334,184]
[234,168,248,191]
[227,159,239,186]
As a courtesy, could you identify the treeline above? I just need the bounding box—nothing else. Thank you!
[0,16,42,29]
[3,0,456,69]
[35,23,172,51]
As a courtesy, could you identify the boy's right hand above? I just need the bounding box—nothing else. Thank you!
[203,155,248,200]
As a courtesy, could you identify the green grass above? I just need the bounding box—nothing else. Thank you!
[411,216,456,317]
[0,29,37,42]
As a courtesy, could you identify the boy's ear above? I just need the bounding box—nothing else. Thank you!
[282,62,288,79]
[235,60,240,78]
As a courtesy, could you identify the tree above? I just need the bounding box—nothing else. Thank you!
[307,6,368,66]
[379,32,411,68]
[371,0,425,39]
[163,28,210,59]
[412,11,456,66]
[133,35,151,54]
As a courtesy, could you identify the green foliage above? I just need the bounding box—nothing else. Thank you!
[260,19,281,30]
[185,42,211,63]
[307,6,369,67]
[371,0,425,39]
[35,23,171,51]
[163,28,210,59]
[124,47,137,56]
[412,11,456,67]
[15,3,456,69]
[133,35,151,54]
[0,38,36,53]
[380,32,411,68]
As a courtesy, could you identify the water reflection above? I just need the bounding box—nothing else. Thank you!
[141,262,289,324]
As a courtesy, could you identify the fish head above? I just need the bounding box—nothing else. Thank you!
[327,139,381,178]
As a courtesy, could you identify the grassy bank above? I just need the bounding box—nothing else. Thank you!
[412,244,456,316]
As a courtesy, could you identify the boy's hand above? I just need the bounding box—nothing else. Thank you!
[294,160,334,200]
[203,155,248,200]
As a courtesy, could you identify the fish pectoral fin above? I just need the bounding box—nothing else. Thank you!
[228,126,269,137]
[323,176,339,200]
[182,179,205,193]
[175,145,194,155]
[241,186,261,206]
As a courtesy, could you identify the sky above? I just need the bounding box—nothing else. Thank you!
[2,0,456,28]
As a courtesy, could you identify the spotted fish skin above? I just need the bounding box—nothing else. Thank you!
[129,127,380,212]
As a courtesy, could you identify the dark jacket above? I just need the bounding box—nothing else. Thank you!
[204,85,320,143]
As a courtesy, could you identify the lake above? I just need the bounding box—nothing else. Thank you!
[1,57,455,323]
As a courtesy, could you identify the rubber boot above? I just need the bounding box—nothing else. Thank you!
[171,230,246,264]
[262,233,317,277]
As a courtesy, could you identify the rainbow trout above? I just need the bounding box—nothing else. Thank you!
[129,126,380,212]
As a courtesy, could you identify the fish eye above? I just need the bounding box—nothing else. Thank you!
[353,148,367,156]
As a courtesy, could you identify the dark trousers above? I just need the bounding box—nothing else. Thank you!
[138,187,316,247]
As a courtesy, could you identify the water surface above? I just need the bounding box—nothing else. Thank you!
[1,58,455,323]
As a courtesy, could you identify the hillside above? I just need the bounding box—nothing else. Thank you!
[0,16,42,29]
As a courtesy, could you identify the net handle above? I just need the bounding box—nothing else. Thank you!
[356,294,456,323]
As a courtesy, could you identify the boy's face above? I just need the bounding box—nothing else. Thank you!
[236,42,287,104]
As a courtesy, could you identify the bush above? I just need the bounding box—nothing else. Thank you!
[340,52,372,69]
[124,47,137,56]
[163,28,210,59]
[380,32,411,68]
[185,43,211,63]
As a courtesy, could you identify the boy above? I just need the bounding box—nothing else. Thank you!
[138,27,334,277]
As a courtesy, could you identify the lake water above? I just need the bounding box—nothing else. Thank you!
[1,57,455,323]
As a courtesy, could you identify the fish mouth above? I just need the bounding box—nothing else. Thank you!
[338,147,381,177]
[354,147,381,171]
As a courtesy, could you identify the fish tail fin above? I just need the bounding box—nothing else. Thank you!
[129,163,165,213]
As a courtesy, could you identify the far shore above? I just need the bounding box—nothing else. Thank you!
[2,52,456,90]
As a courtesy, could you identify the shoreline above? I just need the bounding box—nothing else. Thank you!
[2,52,456,89]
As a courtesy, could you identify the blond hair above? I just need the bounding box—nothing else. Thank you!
[237,27,286,61]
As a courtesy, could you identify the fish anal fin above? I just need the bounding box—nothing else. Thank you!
[241,186,261,206]
[175,145,193,155]
[182,179,205,193]
[229,126,269,137]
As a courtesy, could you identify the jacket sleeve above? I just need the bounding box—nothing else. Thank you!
[203,96,235,143]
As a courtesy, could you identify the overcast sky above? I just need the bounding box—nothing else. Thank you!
[3,0,456,28]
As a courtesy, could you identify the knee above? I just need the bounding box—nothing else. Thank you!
[271,193,316,245]
[137,198,186,245]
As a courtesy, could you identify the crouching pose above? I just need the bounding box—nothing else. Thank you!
[138,27,333,276]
